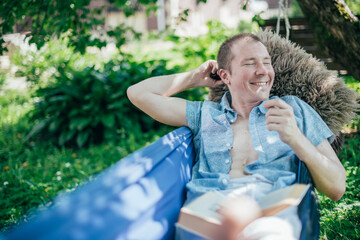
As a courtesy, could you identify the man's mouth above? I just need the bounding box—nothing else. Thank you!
[251,82,268,86]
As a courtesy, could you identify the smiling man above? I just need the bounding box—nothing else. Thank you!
[127,33,346,239]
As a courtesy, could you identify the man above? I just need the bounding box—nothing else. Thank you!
[127,33,345,239]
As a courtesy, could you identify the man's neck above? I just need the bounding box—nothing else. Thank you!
[231,97,262,119]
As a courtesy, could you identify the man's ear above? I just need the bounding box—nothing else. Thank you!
[218,69,230,85]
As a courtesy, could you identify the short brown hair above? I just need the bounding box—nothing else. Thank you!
[217,33,263,73]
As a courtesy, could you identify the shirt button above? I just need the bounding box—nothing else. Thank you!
[222,178,228,185]
[225,159,230,164]
[226,143,231,147]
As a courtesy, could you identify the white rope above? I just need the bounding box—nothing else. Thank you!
[276,0,291,40]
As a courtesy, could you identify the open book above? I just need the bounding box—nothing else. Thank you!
[176,184,310,239]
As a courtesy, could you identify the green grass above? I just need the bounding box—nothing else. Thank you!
[0,79,359,238]
[318,76,360,240]
[318,136,360,239]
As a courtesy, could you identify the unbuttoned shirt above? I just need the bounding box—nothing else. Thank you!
[185,91,334,201]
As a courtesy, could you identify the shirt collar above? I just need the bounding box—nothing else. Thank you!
[258,101,268,114]
[258,96,280,114]
[220,91,237,122]
[220,92,279,117]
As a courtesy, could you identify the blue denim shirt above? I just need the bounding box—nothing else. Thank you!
[185,91,334,200]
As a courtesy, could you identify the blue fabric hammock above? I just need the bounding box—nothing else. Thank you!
[3,127,319,240]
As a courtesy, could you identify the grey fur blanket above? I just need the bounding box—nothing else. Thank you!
[208,30,359,151]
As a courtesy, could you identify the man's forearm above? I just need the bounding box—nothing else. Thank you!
[289,132,346,201]
[128,71,196,100]
[126,71,195,127]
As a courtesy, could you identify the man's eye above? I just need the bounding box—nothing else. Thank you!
[244,63,255,66]
[264,62,271,65]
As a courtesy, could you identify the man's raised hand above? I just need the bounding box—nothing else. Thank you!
[263,98,302,147]
[191,60,224,88]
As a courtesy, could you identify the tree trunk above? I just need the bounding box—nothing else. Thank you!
[297,0,360,81]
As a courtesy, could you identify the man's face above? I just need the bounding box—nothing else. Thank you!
[224,38,275,104]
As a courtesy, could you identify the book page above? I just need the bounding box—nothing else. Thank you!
[258,184,310,210]
[181,191,226,224]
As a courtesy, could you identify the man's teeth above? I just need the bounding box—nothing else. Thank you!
[253,82,267,86]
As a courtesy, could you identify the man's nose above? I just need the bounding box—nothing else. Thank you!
[255,63,268,75]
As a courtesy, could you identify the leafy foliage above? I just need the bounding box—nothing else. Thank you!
[26,58,178,148]
[0,0,158,54]
[11,36,101,89]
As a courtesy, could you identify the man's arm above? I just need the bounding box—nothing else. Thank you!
[127,60,223,127]
[264,99,346,201]
[290,134,345,201]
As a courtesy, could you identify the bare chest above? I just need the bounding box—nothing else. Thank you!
[228,119,258,178]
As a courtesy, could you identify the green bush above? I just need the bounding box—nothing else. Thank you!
[26,58,179,148]
[11,36,102,89]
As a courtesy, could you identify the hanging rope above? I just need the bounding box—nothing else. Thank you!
[276,0,291,40]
